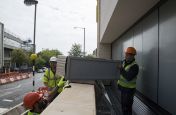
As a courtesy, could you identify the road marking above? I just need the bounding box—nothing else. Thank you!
[2,99,13,102]
[0,92,13,98]
[0,84,21,92]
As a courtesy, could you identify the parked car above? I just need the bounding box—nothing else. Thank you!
[37,69,44,73]
[42,67,47,72]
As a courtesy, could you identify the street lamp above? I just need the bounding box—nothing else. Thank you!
[74,27,86,56]
[24,0,38,53]
[24,0,38,91]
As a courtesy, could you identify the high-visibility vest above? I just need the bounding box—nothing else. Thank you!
[27,111,40,115]
[57,76,66,93]
[42,68,62,88]
[117,61,137,89]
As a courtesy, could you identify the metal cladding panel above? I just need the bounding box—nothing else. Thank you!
[133,22,143,93]
[122,30,134,59]
[112,30,133,61]
[65,57,120,80]
[159,1,176,114]
[112,9,158,104]
[112,38,122,60]
[142,10,158,103]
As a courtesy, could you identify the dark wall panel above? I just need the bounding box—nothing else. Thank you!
[112,38,122,60]
[112,1,176,114]
[121,30,134,59]
[112,10,158,103]
[133,22,143,93]
[159,1,176,114]
[141,10,158,103]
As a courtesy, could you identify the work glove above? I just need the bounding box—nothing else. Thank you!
[63,80,71,89]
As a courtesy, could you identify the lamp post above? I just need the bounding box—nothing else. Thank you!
[74,27,86,57]
[24,0,38,53]
[24,0,38,91]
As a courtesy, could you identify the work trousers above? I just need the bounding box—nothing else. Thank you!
[121,90,135,115]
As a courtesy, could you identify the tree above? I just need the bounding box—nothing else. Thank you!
[68,43,82,57]
[11,48,28,67]
[35,56,46,70]
[37,49,62,66]
[85,54,96,58]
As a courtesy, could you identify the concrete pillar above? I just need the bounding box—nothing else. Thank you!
[97,43,111,59]
[96,0,111,60]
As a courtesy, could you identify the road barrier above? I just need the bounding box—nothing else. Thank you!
[0,73,32,85]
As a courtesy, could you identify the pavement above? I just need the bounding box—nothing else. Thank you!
[0,72,32,85]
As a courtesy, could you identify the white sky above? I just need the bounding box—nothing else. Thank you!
[0,0,97,56]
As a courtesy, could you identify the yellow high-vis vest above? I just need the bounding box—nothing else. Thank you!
[27,111,40,115]
[42,68,62,88]
[117,61,137,89]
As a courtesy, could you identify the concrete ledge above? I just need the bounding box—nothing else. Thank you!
[41,83,96,115]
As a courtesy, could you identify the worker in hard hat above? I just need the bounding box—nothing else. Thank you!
[23,92,48,115]
[42,56,64,91]
[117,47,139,115]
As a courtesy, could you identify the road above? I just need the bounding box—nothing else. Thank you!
[0,73,44,111]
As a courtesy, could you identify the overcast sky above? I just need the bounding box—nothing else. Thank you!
[0,0,97,55]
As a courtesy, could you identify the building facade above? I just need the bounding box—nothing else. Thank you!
[97,0,176,114]
[0,22,4,68]
[0,22,31,69]
[3,30,23,67]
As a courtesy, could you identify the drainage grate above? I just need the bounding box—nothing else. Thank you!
[133,96,156,115]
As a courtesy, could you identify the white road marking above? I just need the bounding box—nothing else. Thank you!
[0,84,21,92]
[2,99,13,102]
[0,92,13,98]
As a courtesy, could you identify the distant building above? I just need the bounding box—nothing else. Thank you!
[3,30,23,67]
[0,22,31,68]
[0,22,3,68]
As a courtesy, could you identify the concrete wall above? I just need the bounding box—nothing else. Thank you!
[99,0,118,42]
[112,1,176,114]
[97,0,159,59]
[97,43,111,59]
[97,0,118,59]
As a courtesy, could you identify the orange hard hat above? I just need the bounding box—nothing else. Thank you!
[23,92,42,109]
[125,47,136,55]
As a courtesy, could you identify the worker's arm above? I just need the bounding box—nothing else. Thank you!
[120,64,139,81]
[43,82,48,87]
[57,77,65,87]
[42,70,49,86]
[47,77,67,103]
[47,86,59,103]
